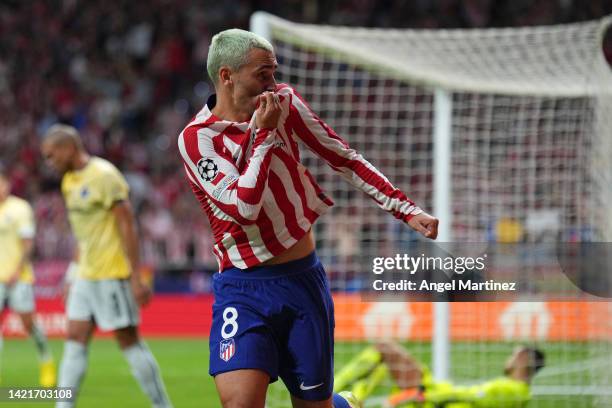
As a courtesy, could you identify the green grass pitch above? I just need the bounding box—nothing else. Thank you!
[0,338,597,407]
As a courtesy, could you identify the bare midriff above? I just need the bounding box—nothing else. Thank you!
[260,229,315,266]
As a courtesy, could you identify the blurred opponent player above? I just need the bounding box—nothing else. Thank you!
[178,29,439,408]
[335,341,545,407]
[0,166,55,386]
[41,125,173,408]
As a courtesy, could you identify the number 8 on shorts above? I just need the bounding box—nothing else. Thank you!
[221,307,238,339]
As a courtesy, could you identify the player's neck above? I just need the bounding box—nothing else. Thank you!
[212,93,252,123]
[72,152,91,172]
[508,368,530,383]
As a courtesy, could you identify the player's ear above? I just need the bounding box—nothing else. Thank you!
[219,66,233,86]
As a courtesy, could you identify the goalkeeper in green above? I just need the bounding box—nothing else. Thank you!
[334,341,545,407]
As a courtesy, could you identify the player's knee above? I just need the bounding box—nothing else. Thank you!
[19,313,34,332]
[66,321,93,344]
[215,370,268,408]
[219,393,265,408]
[66,331,89,345]
[217,378,267,408]
[115,326,139,349]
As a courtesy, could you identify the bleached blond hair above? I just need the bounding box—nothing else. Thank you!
[206,28,273,85]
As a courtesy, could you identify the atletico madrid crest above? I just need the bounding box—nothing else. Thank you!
[220,338,236,362]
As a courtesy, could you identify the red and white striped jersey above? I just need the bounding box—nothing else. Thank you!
[178,84,422,271]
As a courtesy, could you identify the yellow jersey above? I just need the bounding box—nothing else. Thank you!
[62,157,131,280]
[0,195,35,283]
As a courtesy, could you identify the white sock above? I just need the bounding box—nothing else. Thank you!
[56,341,88,408]
[122,341,173,408]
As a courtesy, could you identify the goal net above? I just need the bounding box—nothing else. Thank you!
[251,12,612,408]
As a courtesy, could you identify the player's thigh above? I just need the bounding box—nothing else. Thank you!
[17,311,35,332]
[209,273,280,381]
[66,319,95,344]
[65,279,96,343]
[114,325,139,349]
[66,279,95,323]
[93,279,139,332]
[290,395,332,408]
[280,265,335,401]
[214,369,269,408]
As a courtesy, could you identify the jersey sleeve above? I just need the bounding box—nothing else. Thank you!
[423,377,530,407]
[423,383,474,405]
[99,168,130,210]
[473,378,531,407]
[15,201,35,239]
[283,85,422,223]
[178,124,277,224]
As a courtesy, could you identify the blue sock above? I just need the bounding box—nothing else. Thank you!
[332,393,351,408]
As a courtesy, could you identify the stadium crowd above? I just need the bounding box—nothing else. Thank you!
[0,0,610,275]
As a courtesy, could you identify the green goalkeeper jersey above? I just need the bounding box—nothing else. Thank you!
[335,346,532,408]
[411,370,531,408]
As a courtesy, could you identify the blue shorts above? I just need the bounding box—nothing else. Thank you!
[209,252,335,401]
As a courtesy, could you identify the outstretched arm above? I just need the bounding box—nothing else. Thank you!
[285,86,438,239]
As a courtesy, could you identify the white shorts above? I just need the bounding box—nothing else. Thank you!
[0,282,35,314]
[66,278,140,331]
